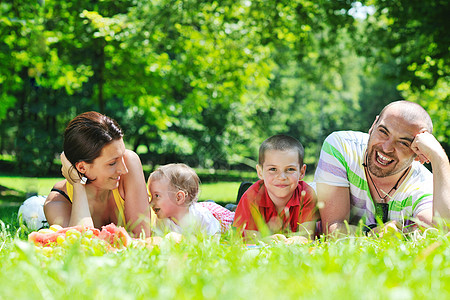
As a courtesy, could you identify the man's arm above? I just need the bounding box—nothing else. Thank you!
[412,132,450,221]
[316,183,354,234]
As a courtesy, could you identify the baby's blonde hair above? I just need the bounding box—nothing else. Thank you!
[148,163,200,205]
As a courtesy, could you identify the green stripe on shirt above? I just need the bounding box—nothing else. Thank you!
[389,196,412,212]
[323,141,349,171]
[324,140,367,192]
[412,194,432,211]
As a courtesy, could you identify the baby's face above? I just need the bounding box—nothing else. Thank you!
[257,149,305,207]
[148,177,179,219]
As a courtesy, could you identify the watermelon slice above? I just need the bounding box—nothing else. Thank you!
[28,225,100,246]
[28,223,130,249]
[98,223,131,248]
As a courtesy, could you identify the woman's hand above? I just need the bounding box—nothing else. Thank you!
[60,152,82,185]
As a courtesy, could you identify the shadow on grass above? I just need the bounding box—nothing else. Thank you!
[0,184,25,207]
[0,185,24,232]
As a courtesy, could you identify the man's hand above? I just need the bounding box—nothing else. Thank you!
[368,220,402,238]
[411,131,445,164]
[412,131,450,221]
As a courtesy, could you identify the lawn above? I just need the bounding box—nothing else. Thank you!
[0,176,243,212]
[0,175,448,299]
[0,222,449,299]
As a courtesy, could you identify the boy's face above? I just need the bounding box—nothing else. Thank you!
[148,177,179,220]
[256,149,306,208]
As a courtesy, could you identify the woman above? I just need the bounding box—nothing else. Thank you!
[44,111,151,237]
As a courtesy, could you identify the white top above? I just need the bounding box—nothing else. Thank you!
[155,202,221,236]
[314,131,433,226]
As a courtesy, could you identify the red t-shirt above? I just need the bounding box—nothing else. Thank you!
[233,180,318,234]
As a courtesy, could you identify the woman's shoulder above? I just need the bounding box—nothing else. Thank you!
[118,149,147,199]
[123,149,144,174]
[45,179,70,205]
[52,179,68,191]
[124,149,141,163]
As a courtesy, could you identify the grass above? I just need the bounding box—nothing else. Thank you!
[0,175,240,205]
[0,176,449,299]
[0,223,449,299]
[0,176,61,196]
[200,182,241,203]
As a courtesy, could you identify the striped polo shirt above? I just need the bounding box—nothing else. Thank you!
[314,131,433,226]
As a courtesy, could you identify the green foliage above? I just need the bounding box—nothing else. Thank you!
[364,0,449,151]
[0,0,448,174]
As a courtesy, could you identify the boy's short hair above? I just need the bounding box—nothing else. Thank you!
[258,134,305,166]
[149,163,200,204]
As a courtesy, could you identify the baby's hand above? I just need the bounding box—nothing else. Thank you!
[165,232,182,243]
[285,235,308,245]
[266,233,287,244]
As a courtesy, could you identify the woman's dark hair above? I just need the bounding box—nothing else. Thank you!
[64,111,123,180]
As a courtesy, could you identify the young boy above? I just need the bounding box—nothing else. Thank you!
[233,134,319,240]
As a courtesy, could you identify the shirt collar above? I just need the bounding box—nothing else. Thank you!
[257,180,301,208]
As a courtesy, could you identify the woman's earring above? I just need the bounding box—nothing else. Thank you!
[80,176,87,185]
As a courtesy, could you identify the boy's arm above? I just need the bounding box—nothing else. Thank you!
[232,195,256,233]
[297,186,320,239]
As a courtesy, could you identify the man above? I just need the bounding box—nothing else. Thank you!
[314,100,450,234]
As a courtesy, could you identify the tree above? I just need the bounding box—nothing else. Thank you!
[365,0,449,151]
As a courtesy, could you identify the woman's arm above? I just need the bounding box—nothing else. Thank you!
[44,180,72,227]
[121,150,151,237]
[44,153,94,228]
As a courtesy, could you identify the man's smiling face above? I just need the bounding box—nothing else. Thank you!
[367,107,426,178]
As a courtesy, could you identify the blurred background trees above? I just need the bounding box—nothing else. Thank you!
[0,0,448,176]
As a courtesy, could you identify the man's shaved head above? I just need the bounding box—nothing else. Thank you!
[377,100,433,133]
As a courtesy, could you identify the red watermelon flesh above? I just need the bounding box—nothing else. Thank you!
[98,223,131,248]
[28,223,130,249]
[28,225,100,246]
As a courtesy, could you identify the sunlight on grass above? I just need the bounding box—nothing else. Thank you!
[0,226,449,299]
[199,182,241,203]
[0,176,241,203]
[0,174,449,299]
[0,176,61,196]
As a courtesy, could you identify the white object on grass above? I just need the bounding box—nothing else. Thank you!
[18,195,48,231]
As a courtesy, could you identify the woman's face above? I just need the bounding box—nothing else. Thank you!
[84,138,128,190]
